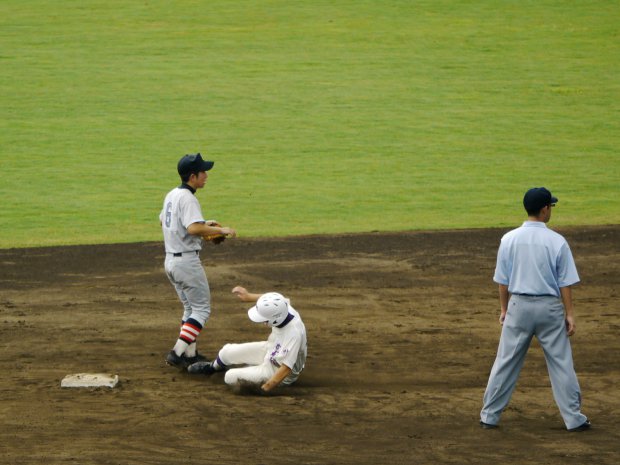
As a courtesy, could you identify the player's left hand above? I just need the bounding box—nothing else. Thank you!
[232,286,249,300]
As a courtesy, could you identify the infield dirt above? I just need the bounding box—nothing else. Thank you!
[1,226,619,464]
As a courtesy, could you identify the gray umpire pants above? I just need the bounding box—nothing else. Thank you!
[480,295,587,429]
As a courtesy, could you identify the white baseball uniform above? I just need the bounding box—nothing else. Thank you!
[218,307,307,386]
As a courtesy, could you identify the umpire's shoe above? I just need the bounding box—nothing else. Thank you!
[568,420,591,432]
[187,361,218,375]
[165,350,188,369]
[479,421,498,429]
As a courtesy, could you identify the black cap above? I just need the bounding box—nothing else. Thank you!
[523,187,558,212]
[177,153,214,176]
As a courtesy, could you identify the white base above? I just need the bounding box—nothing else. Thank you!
[61,373,119,388]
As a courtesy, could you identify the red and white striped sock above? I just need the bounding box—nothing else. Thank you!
[172,318,202,356]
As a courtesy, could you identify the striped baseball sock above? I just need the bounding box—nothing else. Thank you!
[172,318,202,356]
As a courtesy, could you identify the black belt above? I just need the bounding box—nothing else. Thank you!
[513,293,557,298]
[170,251,199,257]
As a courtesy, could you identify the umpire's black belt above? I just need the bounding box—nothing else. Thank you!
[170,251,199,257]
[513,293,557,298]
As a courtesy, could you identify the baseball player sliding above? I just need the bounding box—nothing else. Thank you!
[160,153,236,369]
[188,286,308,394]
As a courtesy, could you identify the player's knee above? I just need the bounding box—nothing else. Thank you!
[188,310,210,327]
[224,369,238,385]
[218,343,234,363]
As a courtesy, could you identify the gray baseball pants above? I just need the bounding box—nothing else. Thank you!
[480,294,587,429]
[164,253,211,326]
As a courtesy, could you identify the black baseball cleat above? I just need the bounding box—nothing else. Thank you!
[165,350,189,369]
[184,352,208,366]
[568,420,591,432]
[187,361,217,375]
[480,421,499,429]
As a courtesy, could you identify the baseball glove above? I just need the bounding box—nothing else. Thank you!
[202,222,226,245]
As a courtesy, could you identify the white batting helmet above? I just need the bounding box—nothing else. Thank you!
[248,292,289,327]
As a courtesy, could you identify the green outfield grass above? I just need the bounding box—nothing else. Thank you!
[1,1,618,248]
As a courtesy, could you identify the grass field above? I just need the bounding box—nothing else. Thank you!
[1,1,618,248]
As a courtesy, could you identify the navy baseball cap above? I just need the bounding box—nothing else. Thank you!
[523,187,558,211]
[177,153,214,176]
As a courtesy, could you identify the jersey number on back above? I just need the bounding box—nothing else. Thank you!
[165,202,173,228]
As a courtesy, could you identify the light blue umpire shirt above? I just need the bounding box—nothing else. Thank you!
[493,221,580,297]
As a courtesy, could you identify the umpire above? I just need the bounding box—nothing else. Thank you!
[480,187,590,431]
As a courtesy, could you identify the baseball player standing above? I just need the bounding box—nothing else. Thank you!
[480,187,590,431]
[160,153,236,369]
[187,286,307,394]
